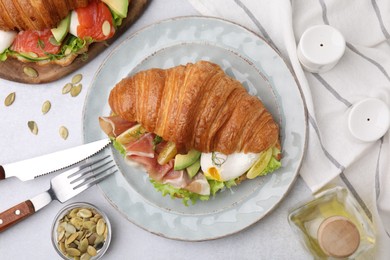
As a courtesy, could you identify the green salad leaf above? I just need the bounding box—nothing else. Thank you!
[259,156,282,176]
[0,49,9,61]
[151,180,210,206]
[112,138,126,157]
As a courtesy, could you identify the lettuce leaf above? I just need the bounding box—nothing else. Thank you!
[150,178,238,206]
[112,138,126,157]
[0,49,10,61]
[151,180,210,206]
[110,10,124,27]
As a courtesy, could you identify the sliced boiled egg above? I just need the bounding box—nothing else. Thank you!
[0,30,17,53]
[69,11,80,37]
[200,152,260,181]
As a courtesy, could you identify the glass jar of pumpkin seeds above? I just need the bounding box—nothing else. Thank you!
[51,202,112,260]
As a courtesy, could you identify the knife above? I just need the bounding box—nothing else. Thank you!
[0,138,111,181]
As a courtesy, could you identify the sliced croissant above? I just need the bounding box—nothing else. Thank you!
[0,0,89,31]
[108,61,280,155]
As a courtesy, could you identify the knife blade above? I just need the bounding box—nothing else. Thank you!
[0,138,111,181]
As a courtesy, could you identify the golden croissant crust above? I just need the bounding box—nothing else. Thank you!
[0,0,89,31]
[109,60,280,155]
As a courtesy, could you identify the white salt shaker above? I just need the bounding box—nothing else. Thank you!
[348,98,390,142]
[298,25,346,73]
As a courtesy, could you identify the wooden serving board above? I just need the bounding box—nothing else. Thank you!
[0,0,150,84]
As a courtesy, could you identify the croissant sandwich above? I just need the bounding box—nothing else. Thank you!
[99,61,282,205]
[0,0,131,66]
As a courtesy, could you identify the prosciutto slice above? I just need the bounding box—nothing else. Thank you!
[99,116,137,137]
[129,155,174,182]
[162,170,191,189]
[184,173,210,196]
[105,118,212,196]
[125,133,155,158]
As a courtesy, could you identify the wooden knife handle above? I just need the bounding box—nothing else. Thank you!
[0,166,5,180]
[0,200,35,232]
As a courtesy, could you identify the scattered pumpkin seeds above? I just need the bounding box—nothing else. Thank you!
[55,206,109,259]
[59,126,69,140]
[63,73,84,97]
[70,84,82,97]
[23,66,38,78]
[4,92,15,106]
[62,83,73,94]
[27,121,38,135]
[72,74,83,85]
[42,100,51,114]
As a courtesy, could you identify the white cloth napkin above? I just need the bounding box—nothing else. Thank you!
[188,0,390,258]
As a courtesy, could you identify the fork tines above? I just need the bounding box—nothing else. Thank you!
[68,154,117,190]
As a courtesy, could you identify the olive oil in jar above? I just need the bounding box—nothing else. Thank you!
[288,186,375,259]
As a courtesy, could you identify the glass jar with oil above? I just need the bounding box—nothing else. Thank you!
[288,186,375,259]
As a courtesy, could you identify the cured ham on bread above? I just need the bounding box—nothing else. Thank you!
[100,61,282,205]
[0,0,131,66]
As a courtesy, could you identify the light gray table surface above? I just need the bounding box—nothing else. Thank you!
[0,1,312,259]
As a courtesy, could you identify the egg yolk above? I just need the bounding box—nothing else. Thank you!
[205,167,223,181]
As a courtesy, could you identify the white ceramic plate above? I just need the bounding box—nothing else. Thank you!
[83,16,307,241]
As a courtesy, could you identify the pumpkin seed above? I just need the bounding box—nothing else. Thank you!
[23,52,38,58]
[62,83,72,94]
[74,240,80,246]
[78,238,89,253]
[27,121,38,135]
[78,209,92,218]
[70,84,82,97]
[80,253,91,260]
[66,232,79,245]
[4,92,15,106]
[59,126,69,140]
[96,219,106,236]
[103,225,108,239]
[66,248,81,257]
[65,223,77,234]
[58,230,65,241]
[42,100,51,114]
[69,208,79,218]
[57,224,65,233]
[102,21,111,36]
[59,242,66,254]
[72,74,83,85]
[87,233,97,245]
[23,66,38,78]
[87,245,97,256]
[70,217,83,230]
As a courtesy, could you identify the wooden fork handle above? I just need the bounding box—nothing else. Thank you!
[0,200,35,232]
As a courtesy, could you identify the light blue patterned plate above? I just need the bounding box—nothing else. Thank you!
[83,16,307,241]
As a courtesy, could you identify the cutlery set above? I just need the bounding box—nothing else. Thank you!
[0,139,115,232]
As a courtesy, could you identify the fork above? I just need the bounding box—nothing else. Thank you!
[0,154,116,233]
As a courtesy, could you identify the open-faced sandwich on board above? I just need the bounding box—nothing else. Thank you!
[99,60,282,205]
[0,0,130,66]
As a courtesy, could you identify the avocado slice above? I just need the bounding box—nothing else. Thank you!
[51,14,70,43]
[186,159,201,179]
[102,0,129,18]
[174,149,201,171]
